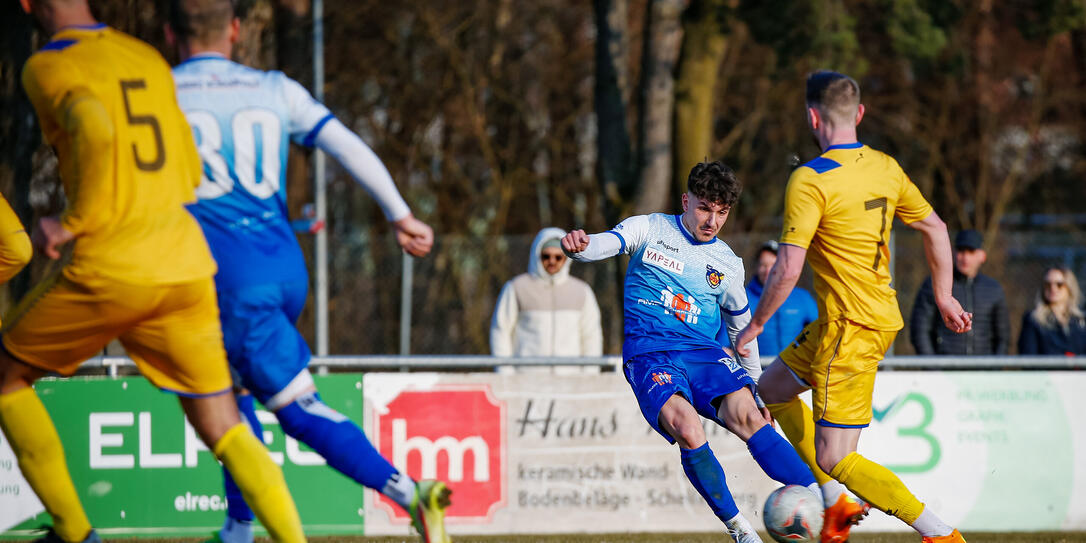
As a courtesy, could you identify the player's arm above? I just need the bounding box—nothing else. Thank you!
[760,245,807,320]
[736,172,819,356]
[312,120,433,256]
[23,56,116,258]
[897,174,972,334]
[283,75,433,257]
[907,212,971,333]
[562,215,649,262]
[0,197,32,282]
[721,277,762,381]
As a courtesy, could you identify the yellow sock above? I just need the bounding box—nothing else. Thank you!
[0,388,92,543]
[767,398,833,485]
[214,423,305,543]
[830,451,925,524]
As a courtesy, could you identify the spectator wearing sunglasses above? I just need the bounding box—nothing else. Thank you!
[1018,267,1086,355]
[910,229,1009,355]
[490,228,603,368]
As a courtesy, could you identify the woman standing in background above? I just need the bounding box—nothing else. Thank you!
[1019,267,1086,355]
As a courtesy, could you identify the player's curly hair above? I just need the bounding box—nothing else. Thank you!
[686,161,741,208]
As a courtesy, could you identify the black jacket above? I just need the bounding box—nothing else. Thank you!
[1018,311,1086,355]
[910,271,1010,355]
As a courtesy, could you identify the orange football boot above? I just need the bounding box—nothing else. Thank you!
[922,529,966,542]
[820,493,870,543]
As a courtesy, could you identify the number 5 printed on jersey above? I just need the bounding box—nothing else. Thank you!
[185,109,282,200]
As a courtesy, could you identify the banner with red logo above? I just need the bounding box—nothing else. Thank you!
[363,371,1086,536]
[362,372,777,535]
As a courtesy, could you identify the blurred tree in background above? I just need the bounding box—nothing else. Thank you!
[1,0,1084,355]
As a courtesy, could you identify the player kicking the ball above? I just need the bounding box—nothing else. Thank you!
[563,161,819,543]
[165,1,448,542]
[735,71,971,543]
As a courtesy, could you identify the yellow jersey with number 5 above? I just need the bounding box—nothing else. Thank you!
[21,24,215,285]
[779,143,932,331]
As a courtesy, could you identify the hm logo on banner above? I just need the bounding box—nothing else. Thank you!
[374,386,505,522]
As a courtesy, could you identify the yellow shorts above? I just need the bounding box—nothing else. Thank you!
[2,274,231,397]
[777,318,896,427]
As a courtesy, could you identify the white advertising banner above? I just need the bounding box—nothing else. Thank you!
[0,429,45,532]
[362,371,1086,536]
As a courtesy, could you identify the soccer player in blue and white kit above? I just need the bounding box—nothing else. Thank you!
[563,162,818,543]
[164,2,449,542]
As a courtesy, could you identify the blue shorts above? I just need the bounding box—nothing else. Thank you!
[623,347,755,444]
[217,281,311,409]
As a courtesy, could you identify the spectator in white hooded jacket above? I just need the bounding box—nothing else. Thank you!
[491,227,604,365]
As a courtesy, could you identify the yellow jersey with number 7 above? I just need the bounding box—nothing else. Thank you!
[21,24,214,285]
[779,142,932,331]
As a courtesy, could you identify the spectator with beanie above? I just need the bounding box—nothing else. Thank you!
[729,240,817,356]
[1019,267,1086,355]
[910,229,1010,355]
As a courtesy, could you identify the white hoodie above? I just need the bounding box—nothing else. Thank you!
[490,227,604,357]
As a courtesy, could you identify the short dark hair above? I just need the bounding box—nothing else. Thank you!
[687,161,741,208]
[167,0,234,43]
[806,70,861,126]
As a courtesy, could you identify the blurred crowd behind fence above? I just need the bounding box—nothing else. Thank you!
[293,218,1086,357]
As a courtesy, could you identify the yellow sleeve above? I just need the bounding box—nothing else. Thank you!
[0,196,31,283]
[779,169,824,249]
[22,54,116,237]
[21,54,68,142]
[895,173,933,224]
[58,88,117,237]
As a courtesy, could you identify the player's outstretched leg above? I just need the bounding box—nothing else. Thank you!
[766,397,866,543]
[715,388,818,494]
[275,390,451,543]
[213,393,264,543]
[820,431,961,542]
[181,394,305,543]
[659,395,761,543]
[0,364,98,543]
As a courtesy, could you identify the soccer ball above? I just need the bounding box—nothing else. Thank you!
[763,485,824,542]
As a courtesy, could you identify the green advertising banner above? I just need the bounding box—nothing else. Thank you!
[4,375,366,538]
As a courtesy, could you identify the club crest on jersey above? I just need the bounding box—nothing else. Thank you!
[643,247,685,274]
[705,265,723,288]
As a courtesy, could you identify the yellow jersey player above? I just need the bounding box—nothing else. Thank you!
[735,71,972,543]
[0,1,306,542]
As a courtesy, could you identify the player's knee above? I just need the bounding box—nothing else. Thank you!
[276,391,345,442]
[720,402,767,441]
[663,410,705,449]
[757,362,800,404]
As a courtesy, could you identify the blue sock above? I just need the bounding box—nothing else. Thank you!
[746,424,817,487]
[680,443,739,521]
[277,391,412,506]
[223,393,261,523]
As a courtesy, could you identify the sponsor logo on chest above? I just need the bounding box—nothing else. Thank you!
[643,247,685,274]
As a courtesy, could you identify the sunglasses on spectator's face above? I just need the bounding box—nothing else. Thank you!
[1045,281,1066,289]
[542,254,565,262]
